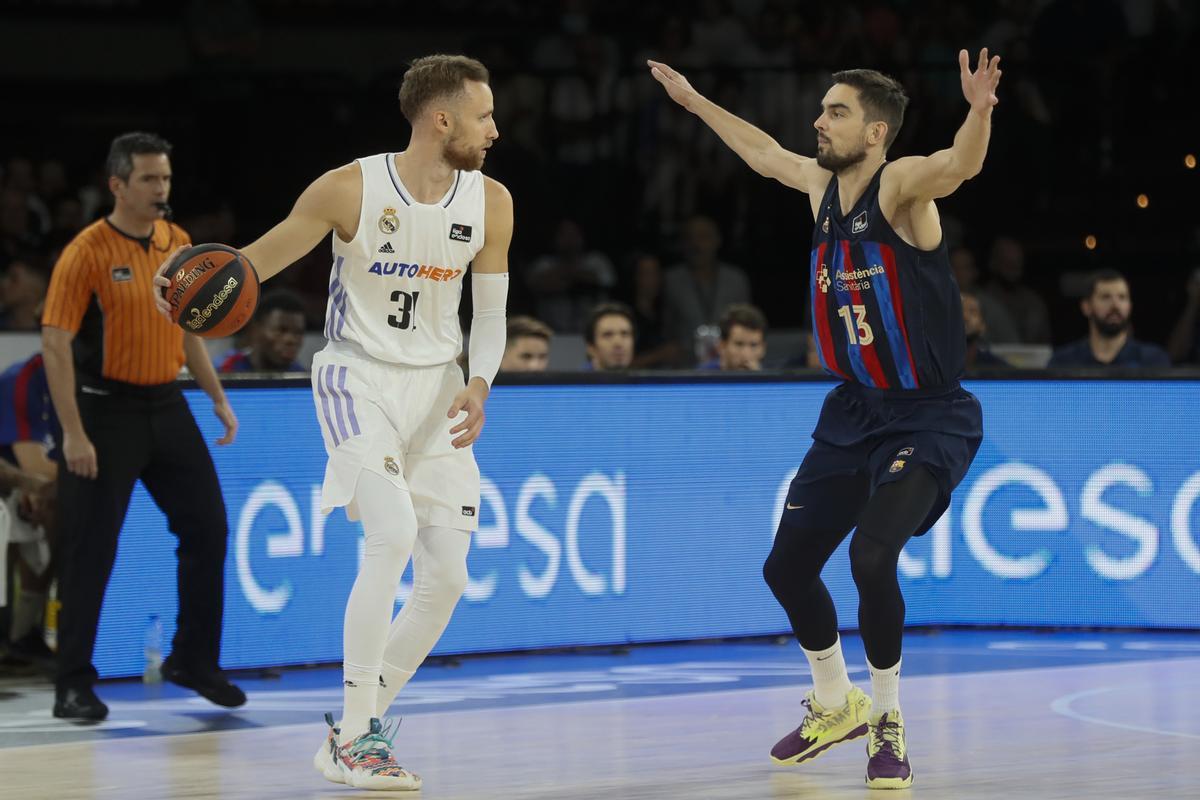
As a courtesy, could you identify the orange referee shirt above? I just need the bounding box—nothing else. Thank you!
[42,218,191,386]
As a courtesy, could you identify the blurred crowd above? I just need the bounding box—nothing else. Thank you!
[3,0,1199,373]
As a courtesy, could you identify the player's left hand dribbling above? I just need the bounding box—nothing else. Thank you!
[447,379,488,449]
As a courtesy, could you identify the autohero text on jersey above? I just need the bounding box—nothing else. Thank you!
[368,261,464,283]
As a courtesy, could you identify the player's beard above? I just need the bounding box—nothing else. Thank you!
[1092,312,1130,338]
[816,139,868,173]
[443,134,484,171]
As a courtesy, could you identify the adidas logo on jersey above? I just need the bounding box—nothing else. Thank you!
[378,242,395,254]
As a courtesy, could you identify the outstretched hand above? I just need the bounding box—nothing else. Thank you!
[960,48,1001,112]
[647,60,703,112]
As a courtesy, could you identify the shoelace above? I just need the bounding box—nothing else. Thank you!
[798,696,844,738]
[871,718,903,758]
[349,719,406,770]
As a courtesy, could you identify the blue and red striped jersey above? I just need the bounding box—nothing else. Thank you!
[810,164,965,391]
[0,353,56,461]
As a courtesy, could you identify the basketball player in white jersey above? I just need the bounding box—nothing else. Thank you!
[154,55,510,791]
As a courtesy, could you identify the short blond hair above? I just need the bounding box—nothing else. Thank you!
[398,54,489,123]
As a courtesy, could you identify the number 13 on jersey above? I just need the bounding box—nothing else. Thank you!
[837,304,874,346]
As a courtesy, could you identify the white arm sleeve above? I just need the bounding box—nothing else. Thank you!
[468,272,509,388]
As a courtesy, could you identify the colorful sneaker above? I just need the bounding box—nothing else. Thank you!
[312,713,343,784]
[865,709,913,789]
[771,686,871,765]
[337,717,422,791]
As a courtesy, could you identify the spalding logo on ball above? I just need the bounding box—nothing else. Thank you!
[164,243,260,338]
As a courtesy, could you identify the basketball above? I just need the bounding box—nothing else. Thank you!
[163,243,260,338]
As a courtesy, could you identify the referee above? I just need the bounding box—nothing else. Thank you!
[42,132,245,720]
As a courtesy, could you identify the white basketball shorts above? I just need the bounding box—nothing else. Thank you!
[310,342,480,531]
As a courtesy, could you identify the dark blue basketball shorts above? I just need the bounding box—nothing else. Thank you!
[787,381,983,537]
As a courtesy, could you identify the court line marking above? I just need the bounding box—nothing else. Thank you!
[1050,685,1200,741]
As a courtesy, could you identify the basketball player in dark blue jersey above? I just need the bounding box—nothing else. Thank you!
[651,50,1001,789]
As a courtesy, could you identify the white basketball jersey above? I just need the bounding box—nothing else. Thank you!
[324,153,486,366]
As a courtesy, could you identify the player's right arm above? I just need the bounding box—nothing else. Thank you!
[152,164,361,315]
[240,164,361,281]
[647,60,826,194]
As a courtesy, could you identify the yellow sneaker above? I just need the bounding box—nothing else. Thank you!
[770,686,872,765]
[865,709,913,789]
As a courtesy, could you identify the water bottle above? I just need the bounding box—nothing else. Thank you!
[43,580,59,652]
[143,615,163,684]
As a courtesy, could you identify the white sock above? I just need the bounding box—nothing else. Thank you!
[868,656,901,718]
[375,526,471,717]
[802,636,853,709]
[341,661,381,742]
[340,471,419,741]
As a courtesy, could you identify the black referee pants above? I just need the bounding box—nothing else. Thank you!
[55,386,228,691]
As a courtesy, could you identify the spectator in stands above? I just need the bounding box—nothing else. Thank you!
[1,188,41,261]
[215,288,306,373]
[526,219,617,333]
[662,215,752,366]
[961,289,1010,369]
[982,235,1050,344]
[950,245,1019,344]
[629,252,681,368]
[499,315,552,373]
[701,303,767,370]
[0,253,49,332]
[584,302,635,370]
[1166,267,1200,364]
[1048,269,1169,368]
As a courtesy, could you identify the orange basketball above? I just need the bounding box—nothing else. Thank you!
[164,243,260,339]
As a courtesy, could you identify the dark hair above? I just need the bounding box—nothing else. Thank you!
[398,54,490,124]
[507,315,552,344]
[106,132,172,182]
[719,303,767,340]
[584,302,635,345]
[1087,268,1127,298]
[830,69,909,149]
[254,288,306,322]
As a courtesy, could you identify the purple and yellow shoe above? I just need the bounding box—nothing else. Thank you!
[770,686,872,765]
[866,709,913,789]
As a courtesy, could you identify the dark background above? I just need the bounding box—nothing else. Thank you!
[2,0,1196,349]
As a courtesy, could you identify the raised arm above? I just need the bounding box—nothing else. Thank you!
[891,49,1002,203]
[153,164,361,313]
[647,60,826,194]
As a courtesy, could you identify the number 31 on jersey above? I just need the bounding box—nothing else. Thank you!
[388,290,420,330]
